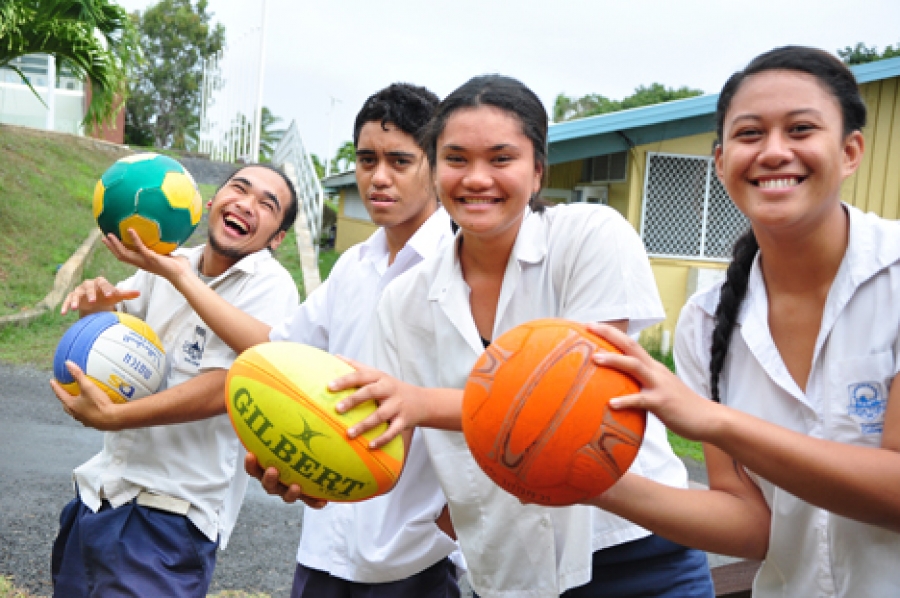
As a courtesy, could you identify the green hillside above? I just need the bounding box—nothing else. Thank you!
[0,125,308,369]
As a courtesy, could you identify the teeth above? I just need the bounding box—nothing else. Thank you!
[224,215,248,233]
[461,198,495,204]
[759,178,799,189]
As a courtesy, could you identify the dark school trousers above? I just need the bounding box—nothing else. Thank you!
[472,534,714,598]
[291,557,461,598]
[52,496,218,598]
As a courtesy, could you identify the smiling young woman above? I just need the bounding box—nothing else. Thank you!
[332,75,715,598]
[584,46,900,598]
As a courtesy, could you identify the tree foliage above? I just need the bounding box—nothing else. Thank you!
[0,0,140,127]
[258,106,285,162]
[124,0,224,149]
[838,42,900,65]
[553,83,704,123]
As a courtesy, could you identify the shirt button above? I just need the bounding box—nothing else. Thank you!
[540,517,550,528]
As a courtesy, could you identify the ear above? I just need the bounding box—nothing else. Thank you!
[713,143,725,182]
[533,161,544,195]
[841,130,865,179]
[268,230,286,251]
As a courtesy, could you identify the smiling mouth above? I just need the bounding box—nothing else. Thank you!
[224,214,250,235]
[458,197,501,204]
[753,177,805,189]
[368,196,397,203]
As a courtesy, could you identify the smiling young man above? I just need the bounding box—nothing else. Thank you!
[87,84,461,597]
[50,164,300,597]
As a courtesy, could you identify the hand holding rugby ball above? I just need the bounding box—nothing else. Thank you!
[226,342,405,502]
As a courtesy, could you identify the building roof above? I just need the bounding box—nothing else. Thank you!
[321,170,356,191]
[548,56,900,165]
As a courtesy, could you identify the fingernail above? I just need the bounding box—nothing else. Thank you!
[609,399,622,409]
[593,354,608,364]
[335,402,345,412]
[327,381,337,391]
[347,427,357,438]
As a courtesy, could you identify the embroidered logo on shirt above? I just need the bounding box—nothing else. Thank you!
[847,381,886,434]
[182,326,207,367]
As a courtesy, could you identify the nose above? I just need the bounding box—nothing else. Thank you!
[462,160,492,191]
[757,130,793,167]
[371,161,391,188]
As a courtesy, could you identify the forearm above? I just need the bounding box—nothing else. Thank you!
[592,473,769,559]
[420,388,464,432]
[106,370,228,430]
[172,270,272,353]
[709,409,900,531]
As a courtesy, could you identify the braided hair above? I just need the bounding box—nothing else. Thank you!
[709,46,866,402]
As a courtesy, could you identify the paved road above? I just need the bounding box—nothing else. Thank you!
[0,362,299,596]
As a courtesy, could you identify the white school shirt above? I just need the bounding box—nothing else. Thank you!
[365,205,689,598]
[74,245,298,546]
[269,208,461,583]
[676,204,900,598]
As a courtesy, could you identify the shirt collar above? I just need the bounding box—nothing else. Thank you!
[357,206,452,264]
[175,244,273,280]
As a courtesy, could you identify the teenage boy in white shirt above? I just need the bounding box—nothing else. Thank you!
[99,83,461,598]
[50,165,300,597]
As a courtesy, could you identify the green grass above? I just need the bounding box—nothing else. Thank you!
[0,575,272,598]
[0,125,132,317]
[317,248,340,280]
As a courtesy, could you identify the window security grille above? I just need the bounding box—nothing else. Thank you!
[640,153,748,260]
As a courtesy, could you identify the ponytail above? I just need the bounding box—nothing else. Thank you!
[709,229,758,402]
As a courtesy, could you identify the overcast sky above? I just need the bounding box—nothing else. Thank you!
[118,0,900,160]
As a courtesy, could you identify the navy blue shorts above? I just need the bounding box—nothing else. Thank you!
[291,558,460,598]
[52,496,218,598]
[472,534,713,598]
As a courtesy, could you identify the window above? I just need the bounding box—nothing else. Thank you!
[640,152,748,260]
[581,151,628,183]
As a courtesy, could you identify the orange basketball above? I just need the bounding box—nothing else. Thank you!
[462,318,646,506]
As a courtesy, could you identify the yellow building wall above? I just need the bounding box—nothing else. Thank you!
[843,77,900,218]
[335,188,378,253]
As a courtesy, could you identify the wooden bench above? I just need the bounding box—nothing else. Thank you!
[711,559,762,598]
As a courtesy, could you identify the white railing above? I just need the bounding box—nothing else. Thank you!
[272,120,324,254]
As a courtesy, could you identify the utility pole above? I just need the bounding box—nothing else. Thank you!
[324,95,341,178]
[249,0,268,163]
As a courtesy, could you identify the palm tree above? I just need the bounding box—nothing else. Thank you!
[258,106,285,162]
[333,140,356,172]
[0,0,140,128]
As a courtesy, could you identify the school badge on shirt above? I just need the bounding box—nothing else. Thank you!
[847,381,887,435]
[182,325,207,367]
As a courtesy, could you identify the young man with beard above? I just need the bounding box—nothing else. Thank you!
[93,84,461,597]
[50,164,300,597]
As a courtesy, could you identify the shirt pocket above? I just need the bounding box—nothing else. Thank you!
[826,351,894,446]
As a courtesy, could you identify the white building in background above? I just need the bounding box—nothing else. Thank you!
[0,54,87,134]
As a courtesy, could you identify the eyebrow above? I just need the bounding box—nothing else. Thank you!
[356,149,419,159]
[730,108,824,123]
[442,143,517,152]
[231,176,281,211]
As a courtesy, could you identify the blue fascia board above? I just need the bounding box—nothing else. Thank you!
[852,55,900,83]
[549,113,717,165]
[547,56,900,161]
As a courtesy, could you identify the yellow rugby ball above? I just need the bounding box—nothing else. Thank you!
[225,342,405,502]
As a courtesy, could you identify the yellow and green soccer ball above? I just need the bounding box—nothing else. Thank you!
[93,153,203,255]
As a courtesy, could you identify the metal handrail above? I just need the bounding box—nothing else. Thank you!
[272,120,324,257]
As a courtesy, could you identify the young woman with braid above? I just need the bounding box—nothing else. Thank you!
[584,46,900,597]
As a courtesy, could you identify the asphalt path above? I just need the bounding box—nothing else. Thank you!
[0,361,300,597]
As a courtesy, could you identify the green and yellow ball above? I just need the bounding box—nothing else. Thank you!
[93,153,203,255]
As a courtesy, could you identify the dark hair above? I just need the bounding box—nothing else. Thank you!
[219,164,299,237]
[352,83,440,149]
[420,74,549,211]
[709,46,866,402]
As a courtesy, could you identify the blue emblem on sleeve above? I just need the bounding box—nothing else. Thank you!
[847,382,887,435]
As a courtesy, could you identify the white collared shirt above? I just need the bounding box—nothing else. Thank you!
[269,208,460,583]
[676,204,900,598]
[74,244,298,547]
[366,205,688,598]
